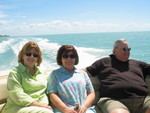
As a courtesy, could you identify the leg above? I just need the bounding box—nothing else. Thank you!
[139,96,150,113]
[1,105,53,113]
[111,108,129,113]
[18,106,53,113]
[94,105,103,113]
[146,108,150,113]
[85,106,97,113]
[97,97,130,113]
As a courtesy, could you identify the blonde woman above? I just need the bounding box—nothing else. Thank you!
[1,41,53,113]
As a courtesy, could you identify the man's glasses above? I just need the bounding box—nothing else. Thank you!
[122,48,131,51]
[117,47,131,52]
[25,53,39,58]
[62,54,76,59]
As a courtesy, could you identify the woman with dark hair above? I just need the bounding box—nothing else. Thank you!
[47,45,96,113]
[1,41,53,113]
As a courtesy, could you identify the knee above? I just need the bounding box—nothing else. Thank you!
[146,108,150,113]
[111,108,129,113]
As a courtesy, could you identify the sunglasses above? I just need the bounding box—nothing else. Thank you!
[122,48,131,51]
[25,53,39,58]
[62,54,76,59]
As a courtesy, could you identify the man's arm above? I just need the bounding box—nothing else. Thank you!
[82,68,93,76]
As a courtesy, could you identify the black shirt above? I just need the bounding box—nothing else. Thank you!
[86,54,150,99]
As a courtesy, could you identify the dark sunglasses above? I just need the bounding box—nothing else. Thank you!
[25,53,39,58]
[122,48,131,51]
[62,54,76,59]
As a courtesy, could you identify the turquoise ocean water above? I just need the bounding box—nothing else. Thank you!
[0,31,150,72]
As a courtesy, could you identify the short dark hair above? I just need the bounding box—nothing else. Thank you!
[56,45,79,66]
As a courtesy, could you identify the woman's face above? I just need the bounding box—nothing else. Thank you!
[22,48,39,68]
[61,52,76,71]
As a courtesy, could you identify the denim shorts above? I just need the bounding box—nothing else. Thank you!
[97,96,150,113]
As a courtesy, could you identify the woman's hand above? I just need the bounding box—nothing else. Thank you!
[77,105,88,113]
[29,101,53,111]
[63,107,77,113]
[43,104,53,111]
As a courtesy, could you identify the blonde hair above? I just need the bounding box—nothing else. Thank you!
[18,41,42,66]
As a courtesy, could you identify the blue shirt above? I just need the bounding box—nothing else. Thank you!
[47,66,94,112]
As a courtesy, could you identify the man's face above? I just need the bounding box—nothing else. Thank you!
[114,42,130,62]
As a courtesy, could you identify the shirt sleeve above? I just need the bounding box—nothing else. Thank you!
[7,69,35,106]
[86,59,102,76]
[83,71,94,92]
[143,62,150,77]
[47,71,58,94]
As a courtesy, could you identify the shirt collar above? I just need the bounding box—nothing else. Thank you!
[18,63,42,75]
[110,54,129,63]
[60,66,79,74]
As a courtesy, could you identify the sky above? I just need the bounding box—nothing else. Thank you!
[0,0,150,36]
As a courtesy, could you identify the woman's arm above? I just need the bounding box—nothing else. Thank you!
[82,68,93,76]
[50,92,77,113]
[29,101,53,110]
[7,70,35,106]
[78,91,95,113]
[8,68,52,110]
